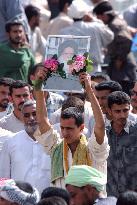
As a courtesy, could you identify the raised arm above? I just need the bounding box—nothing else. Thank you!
[34,69,51,134]
[79,73,105,144]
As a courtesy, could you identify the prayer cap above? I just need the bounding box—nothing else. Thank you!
[68,0,92,19]
[65,165,107,192]
[0,178,40,205]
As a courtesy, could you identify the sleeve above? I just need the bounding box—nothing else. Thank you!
[35,127,62,155]
[97,23,114,48]
[88,131,110,175]
[0,140,11,178]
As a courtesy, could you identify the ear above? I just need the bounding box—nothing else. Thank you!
[9,95,13,103]
[80,123,84,132]
[107,107,112,116]
[30,74,35,81]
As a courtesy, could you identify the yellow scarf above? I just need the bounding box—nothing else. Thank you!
[63,135,92,174]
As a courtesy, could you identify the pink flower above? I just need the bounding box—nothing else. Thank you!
[44,58,59,72]
[69,55,86,73]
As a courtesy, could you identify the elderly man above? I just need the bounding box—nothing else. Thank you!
[0,100,51,194]
[65,165,117,205]
[0,178,39,205]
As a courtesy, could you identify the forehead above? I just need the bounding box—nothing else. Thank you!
[0,85,9,90]
[12,86,30,95]
[10,25,24,31]
[63,47,74,53]
[23,104,36,113]
[95,89,111,97]
[60,117,76,127]
[111,103,130,110]
[66,184,81,193]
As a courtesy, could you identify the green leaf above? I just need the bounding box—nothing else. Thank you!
[52,54,58,60]
[83,52,89,58]
[86,64,93,73]
[67,60,74,65]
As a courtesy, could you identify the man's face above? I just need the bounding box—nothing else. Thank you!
[108,103,130,126]
[10,86,31,111]
[60,118,84,144]
[95,89,111,114]
[61,47,75,61]
[8,25,24,44]
[23,104,38,135]
[66,185,93,205]
[0,85,10,109]
[131,82,137,110]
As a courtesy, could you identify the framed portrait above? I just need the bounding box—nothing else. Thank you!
[43,35,91,92]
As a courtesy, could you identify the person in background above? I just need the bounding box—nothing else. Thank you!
[37,196,67,205]
[0,0,30,43]
[130,81,137,114]
[0,178,40,205]
[41,187,70,205]
[0,80,33,132]
[91,72,110,83]
[0,21,35,82]
[0,100,51,194]
[116,191,137,205]
[0,78,14,119]
[25,5,46,61]
[45,0,73,38]
[65,165,117,205]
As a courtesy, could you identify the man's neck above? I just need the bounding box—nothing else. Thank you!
[10,42,22,49]
[112,122,125,135]
[26,131,36,141]
[13,109,24,122]
[68,139,80,156]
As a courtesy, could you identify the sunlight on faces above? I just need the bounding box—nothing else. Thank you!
[23,104,38,135]
[108,103,130,126]
[60,118,84,145]
[8,25,25,45]
[10,87,32,111]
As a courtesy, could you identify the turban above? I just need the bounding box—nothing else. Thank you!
[68,0,92,19]
[0,178,40,205]
[65,165,107,192]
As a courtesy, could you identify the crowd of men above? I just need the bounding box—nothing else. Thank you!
[1,0,137,205]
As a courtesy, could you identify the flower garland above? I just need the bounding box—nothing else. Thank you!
[67,52,93,75]
[33,54,66,90]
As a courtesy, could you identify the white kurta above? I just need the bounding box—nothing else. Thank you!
[36,128,109,188]
[0,130,51,194]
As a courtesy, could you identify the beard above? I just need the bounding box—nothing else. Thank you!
[9,37,22,45]
[0,100,9,109]
[24,123,38,136]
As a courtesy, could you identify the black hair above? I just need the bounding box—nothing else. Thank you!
[15,181,33,194]
[117,191,137,205]
[93,1,114,15]
[5,22,24,33]
[25,4,40,22]
[95,81,122,92]
[61,107,84,127]
[61,96,84,113]
[91,72,110,82]
[41,187,70,205]
[0,77,15,87]
[58,0,73,12]
[107,91,130,109]
[28,63,44,85]
[38,197,67,205]
[9,80,31,95]
[58,40,78,57]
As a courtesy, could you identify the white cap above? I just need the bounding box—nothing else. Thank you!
[68,0,92,19]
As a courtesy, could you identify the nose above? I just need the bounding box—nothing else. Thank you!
[120,111,126,118]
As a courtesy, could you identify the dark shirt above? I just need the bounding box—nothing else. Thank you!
[106,120,137,197]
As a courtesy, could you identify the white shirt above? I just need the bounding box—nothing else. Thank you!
[0,111,7,119]
[35,128,109,188]
[0,112,24,132]
[0,128,14,154]
[0,130,51,194]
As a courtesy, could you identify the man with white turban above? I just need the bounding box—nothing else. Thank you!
[0,178,39,205]
[65,165,117,205]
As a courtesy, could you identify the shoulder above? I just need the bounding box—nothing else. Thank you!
[96,197,117,205]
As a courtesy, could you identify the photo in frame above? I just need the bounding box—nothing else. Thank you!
[43,35,91,92]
